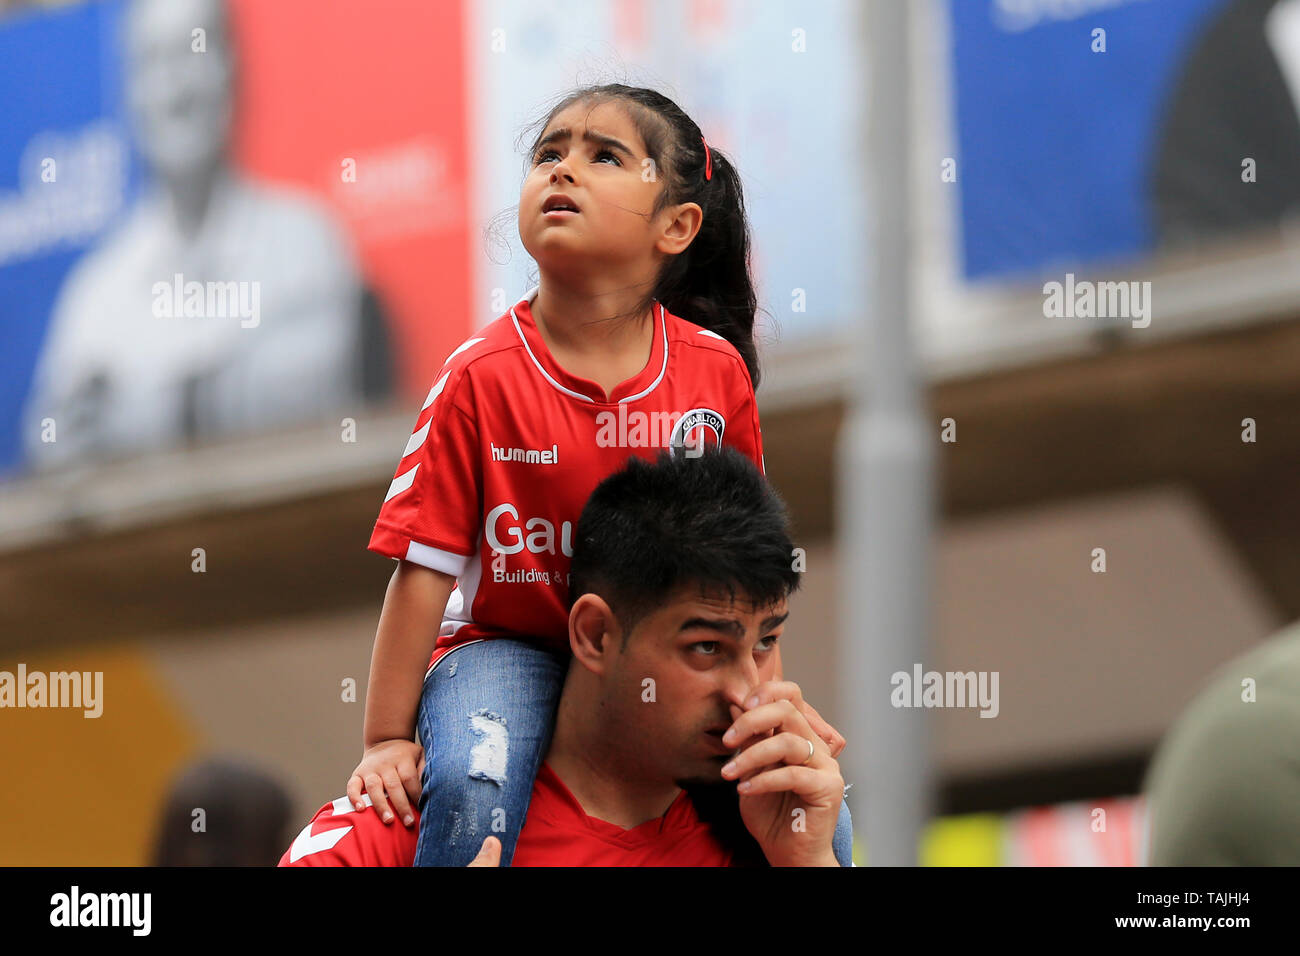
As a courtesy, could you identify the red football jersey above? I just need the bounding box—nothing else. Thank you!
[368,287,765,668]
[279,762,737,867]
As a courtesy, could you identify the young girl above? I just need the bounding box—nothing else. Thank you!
[347,84,851,866]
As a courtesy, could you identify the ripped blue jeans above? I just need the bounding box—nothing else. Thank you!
[413,637,567,867]
[412,636,856,866]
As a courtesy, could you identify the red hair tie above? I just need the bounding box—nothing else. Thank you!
[701,135,713,181]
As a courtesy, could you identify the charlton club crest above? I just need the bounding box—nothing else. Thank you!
[668,407,726,457]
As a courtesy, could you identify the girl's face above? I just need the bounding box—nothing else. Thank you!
[519,100,701,281]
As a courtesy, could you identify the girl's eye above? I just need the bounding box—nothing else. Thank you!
[533,148,621,166]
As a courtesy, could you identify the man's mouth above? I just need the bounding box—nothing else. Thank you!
[702,728,733,755]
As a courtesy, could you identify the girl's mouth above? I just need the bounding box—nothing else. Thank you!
[541,193,581,216]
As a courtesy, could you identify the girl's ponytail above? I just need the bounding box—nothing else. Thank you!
[654,141,761,389]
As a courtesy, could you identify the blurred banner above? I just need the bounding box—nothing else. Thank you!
[949,0,1300,280]
[0,0,470,477]
[0,0,140,474]
[10,0,1300,475]
[922,795,1146,867]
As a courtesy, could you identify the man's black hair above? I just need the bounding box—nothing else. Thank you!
[567,445,801,641]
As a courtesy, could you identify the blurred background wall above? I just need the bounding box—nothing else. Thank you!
[2,0,1298,864]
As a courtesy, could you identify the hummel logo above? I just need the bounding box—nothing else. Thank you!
[490,441,559,465]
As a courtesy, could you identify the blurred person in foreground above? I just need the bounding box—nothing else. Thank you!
[282,447,849,866]
[1143,618,1300,865]
[153,756,293,866]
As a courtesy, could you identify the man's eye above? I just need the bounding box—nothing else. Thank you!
[757,635,779,651]
[692,642,720,656]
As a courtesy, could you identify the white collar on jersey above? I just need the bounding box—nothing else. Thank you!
[509,285,669,404]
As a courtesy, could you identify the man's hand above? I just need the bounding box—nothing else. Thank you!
[467,837,501,867]
[722,682,844,867]
[346,739,424,828]
[749,680,846,758]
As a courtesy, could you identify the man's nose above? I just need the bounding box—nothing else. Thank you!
[722,655,761,712]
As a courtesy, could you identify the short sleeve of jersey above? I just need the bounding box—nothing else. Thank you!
[368,364,482,576]
[278,796,417,867]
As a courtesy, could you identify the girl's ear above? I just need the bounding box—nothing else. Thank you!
[654,201,703,256]
[569,593,620,673]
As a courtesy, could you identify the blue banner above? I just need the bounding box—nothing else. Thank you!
[948,0,1236,280]
[0,0,139,476]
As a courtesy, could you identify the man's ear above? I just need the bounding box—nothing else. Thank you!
[569,593,621,674]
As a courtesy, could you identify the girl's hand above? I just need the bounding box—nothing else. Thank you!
[347,739,425,828]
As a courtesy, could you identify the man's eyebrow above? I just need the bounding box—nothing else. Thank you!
[679,617,744,639]
[534,127,636,158]
[679,611,789,638]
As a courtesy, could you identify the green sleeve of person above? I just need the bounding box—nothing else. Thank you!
[1144,622,1300,865]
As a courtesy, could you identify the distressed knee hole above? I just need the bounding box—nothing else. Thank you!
[467,709,508,786]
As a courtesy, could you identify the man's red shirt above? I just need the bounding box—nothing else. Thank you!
[279,762,738,867]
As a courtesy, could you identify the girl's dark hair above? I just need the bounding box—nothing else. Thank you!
[520,84,763,389]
